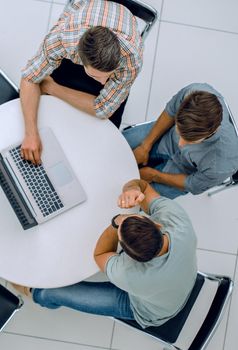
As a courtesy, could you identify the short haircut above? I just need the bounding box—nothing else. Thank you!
[120,216,163,262]
[175,91,223,142]
[78,26,121,72]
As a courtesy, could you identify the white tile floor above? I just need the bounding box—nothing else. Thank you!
[0,0,238,349]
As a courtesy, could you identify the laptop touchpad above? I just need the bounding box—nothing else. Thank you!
[48,162,73,187]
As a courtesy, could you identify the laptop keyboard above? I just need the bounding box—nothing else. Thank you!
[9,146,64,217]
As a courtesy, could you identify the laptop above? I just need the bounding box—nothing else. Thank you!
[0,127,87,230]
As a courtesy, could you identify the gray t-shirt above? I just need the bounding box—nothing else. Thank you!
[106,196,197,328]
[159,83,238,194]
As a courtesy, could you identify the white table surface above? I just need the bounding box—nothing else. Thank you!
[0,96,139,288]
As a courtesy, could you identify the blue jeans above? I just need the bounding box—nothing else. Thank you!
[32,281,135,320]
[122,122,187,199]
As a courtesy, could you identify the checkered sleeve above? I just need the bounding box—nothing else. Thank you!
[94,52,142,119]
[21,24,66,83]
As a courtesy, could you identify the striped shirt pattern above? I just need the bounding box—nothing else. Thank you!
[22,0,143,119]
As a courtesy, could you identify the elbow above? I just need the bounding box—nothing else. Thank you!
[187,186,208,195]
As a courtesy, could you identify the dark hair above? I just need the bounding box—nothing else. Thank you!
[78,26,121,72]
[120,216,163,262]
[175,91,223,142]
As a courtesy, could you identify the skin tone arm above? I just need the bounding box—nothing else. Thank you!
[40,66,114,117]
[118,179,160,214]
[94,224,119,272]
[20,65,112,165]
[40,76,96,117]
[20,78,42,165]
[20,77,95,165]
[20,76,97,165]
[134,110,175,165]
[94,179,159,271]
[134,111,188,191]
[139,167,187,191]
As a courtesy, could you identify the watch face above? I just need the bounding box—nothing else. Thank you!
[111,214,120,229]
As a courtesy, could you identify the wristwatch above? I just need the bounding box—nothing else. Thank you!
[111,214,121,229]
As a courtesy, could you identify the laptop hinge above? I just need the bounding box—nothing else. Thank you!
[0,155,37,230]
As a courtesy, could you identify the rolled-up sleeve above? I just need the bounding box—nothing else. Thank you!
[94,52,142,119]
[94,76,132,119]
[105,255,120,281]
[185,169,229,194]
[22,26,65,83]
[105,254,130,291]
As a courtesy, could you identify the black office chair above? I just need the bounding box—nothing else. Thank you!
[208,100,238,196]
[0,68,19,105]
[115,271,233,350]
[0,283,23,332]
[67,0,158,40]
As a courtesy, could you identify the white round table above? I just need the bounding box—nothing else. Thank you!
[0,96,139,288]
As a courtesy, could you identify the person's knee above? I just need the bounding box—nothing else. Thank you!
[122,127,135,148]
[32,288,61,309]
[122,121,156,149]
[151,182,187,199]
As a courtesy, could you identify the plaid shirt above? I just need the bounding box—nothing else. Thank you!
[22,0,143,119]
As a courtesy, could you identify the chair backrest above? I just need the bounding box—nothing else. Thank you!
[207,100,238,196]
[67,0,158,40]
[110,0,157,40]
[115,271,233,350]
[232,169,238,183]
[0,284,23,332]
[223,99,238,137]
[0,69,19,105]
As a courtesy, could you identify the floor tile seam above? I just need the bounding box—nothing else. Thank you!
[221,253,238,350]
[160,19,238,36]
[109,320,116,350]
[34,0,54,4]
[2,331,110,349]
[144,0,164,122]
[52,0,66,4]
[30,1,238,37]
[32,0,54,34]
[51,0,67,5]
[47,0,54,31]
[197,247,237,257]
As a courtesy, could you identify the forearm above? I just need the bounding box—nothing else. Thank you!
[154,171,187,190]
[123,179,148,194]
[50,84,96,116]
[94,225,119,257]
[20,78,41,135]
[119,178,159,213]
[122,179,154,213]
[142,111,175,150]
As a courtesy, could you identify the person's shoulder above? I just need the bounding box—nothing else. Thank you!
[149,196,185,217]
[150,198,196,239]
[106,252,129,273]
[182,82,222,97]
[105,252,139,286]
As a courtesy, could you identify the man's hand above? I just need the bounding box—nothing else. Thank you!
[118,188,145,208]
[139,167,161,183]
[133,143,151,165]
[21,133,42,165]
[40,76,57,95]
